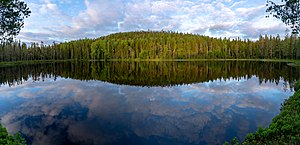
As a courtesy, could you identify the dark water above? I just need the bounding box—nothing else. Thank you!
[0,61,299,145]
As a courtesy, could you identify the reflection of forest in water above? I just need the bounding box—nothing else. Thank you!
[0,61,299,87]
[0,60,297,145]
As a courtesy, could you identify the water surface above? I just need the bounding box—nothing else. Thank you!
[0,61,298,145]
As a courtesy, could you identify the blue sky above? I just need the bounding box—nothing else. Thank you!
[18,0,288,43]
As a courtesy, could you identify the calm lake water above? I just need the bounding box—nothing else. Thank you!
[0,61,299,145]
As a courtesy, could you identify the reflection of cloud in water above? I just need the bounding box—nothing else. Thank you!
[0,76,293,145]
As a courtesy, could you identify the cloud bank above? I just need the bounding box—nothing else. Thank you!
[18,0,289,43]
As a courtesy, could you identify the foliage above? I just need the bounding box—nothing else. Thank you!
[0,31,300,62]
[266,0,300,34]
[225,79,300,144]
[0,124,26,145]
[295,79,300,91]
[223,137,239,145]
[91,31,300,60]
[0,0,31,41]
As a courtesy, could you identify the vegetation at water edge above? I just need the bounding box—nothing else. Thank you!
[224,79,300,145]
[0,124,26,145]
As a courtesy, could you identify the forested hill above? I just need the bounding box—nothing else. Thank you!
[94,31,300,59]
[1,31,300,62]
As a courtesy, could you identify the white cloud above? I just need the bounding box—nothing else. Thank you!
[19,0,289,43]
[72,0,123,29]
[39,1,58,14]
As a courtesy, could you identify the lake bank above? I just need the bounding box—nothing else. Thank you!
[0,59,75,67]
[225,80,300,144]
[244,80,300,144]
[1,59,300,67]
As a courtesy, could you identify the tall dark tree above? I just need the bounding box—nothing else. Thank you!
[266,0,300,34]
[0,0,30,41]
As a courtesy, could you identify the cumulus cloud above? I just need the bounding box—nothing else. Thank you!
[72,0,124,31]
[18,0,289,43]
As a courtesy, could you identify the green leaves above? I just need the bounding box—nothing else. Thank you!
[0,0,31,41]
[266,0,300,34]
[223,137,239,145]
[0,124,26,145]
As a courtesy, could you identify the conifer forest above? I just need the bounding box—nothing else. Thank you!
[1,31,300,62]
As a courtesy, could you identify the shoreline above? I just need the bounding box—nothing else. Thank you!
[0,59,299,67]
[235,80,300,144]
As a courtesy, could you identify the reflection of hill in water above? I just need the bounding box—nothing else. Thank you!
[0,61,299,87]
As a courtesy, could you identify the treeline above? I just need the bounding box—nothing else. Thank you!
[0,39,93,61]
[0,31,300,61]
[93,31,300,59]
[1,61,299,87]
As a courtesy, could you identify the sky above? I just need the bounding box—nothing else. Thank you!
[17,0,289,44]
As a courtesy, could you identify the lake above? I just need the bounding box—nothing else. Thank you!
[0,61,299,145]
